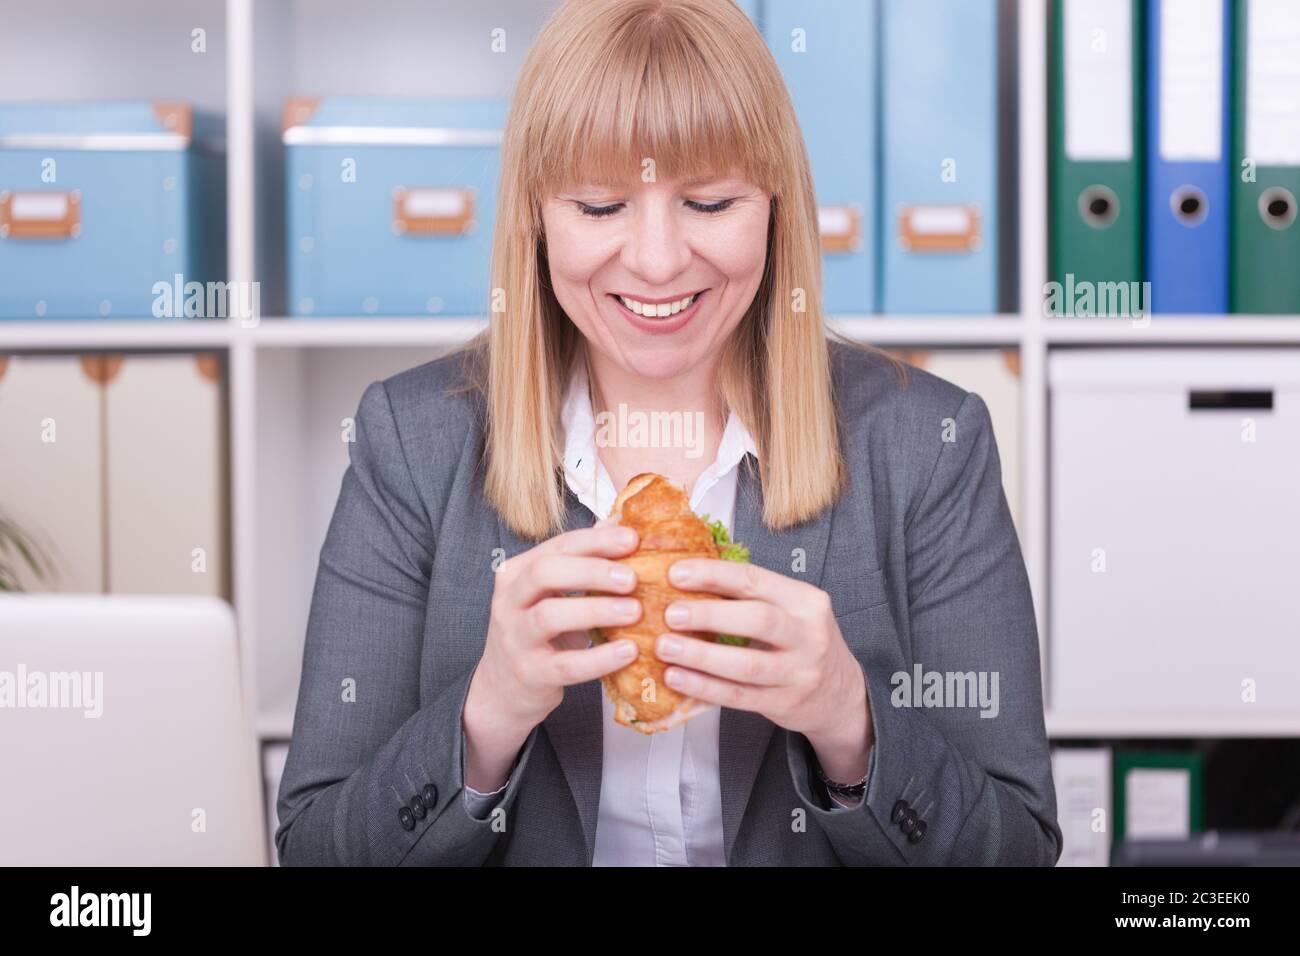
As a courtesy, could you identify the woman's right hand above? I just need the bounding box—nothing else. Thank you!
[462,519,642,791]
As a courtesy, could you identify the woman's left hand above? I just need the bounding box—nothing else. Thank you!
[657,558,874,785]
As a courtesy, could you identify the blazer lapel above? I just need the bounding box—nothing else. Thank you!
[497,488,603,864]
[720,453,833,863]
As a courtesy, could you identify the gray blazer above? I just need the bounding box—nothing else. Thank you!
[276,339,1062,866]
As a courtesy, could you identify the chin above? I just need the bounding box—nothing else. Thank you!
[612,343,708,381]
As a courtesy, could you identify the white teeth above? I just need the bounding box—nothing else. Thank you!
[618,292,698,317]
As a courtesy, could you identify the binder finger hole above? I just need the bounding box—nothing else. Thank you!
[1170,186,1208,227]
[1258,187,1297,231]
[1078,185,1119,229]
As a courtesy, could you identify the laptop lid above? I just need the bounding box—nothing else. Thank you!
[0,595,265,865]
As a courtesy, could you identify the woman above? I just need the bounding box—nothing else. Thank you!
[276,0,1061,866]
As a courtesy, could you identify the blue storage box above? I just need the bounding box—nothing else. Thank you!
[0,101,225,320]
[283,96,508,317]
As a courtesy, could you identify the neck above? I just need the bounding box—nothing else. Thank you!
[581,346,727,495]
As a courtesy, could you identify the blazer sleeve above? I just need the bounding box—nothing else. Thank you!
[275,380,540,866]
[786,390,1062,865]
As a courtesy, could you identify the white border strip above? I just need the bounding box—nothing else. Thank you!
[282,125,504,147]
[0,133,190,151]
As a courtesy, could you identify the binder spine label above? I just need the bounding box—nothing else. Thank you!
[1064,0,1134,161]
[1245,0,1300,165]
[1159,0,1224,162]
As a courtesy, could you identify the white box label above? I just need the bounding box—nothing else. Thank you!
[10,192,68,221]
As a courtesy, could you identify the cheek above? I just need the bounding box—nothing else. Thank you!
[710,209,769,288]
[542,214,611,292]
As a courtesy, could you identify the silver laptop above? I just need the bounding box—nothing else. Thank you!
[0,595,265,865]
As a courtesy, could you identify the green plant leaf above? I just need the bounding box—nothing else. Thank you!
[0,511,56,589]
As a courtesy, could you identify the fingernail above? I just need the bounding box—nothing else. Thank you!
[619,640,638,660]
[617,599,640,617]
[669,562,692,584]
[664,667,683,688]
[658,634,682,658]
[664,603,688,627]
[610,566,634,587]
[617,528,637,547]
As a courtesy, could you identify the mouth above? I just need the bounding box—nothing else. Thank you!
[607,289,708,334]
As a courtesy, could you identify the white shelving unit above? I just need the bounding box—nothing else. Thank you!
[6,0,1300,746]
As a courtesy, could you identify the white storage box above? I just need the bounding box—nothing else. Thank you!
[1049,349,1300,716]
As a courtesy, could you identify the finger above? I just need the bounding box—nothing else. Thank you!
[661,598,791,648]
[665,557,791,601]
[662,664,767,712]
[655,632,785,685]
[549,639,639,686]
[522,594,641,644]
[507,553,638,608]
[532,523,638,561]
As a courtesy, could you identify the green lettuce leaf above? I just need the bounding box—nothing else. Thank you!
[698,514,750,646]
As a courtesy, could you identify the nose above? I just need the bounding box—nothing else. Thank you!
[620,192,693,287]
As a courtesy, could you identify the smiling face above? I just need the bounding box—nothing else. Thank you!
[541,171,770,382]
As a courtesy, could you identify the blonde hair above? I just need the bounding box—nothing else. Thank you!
[446,0,905,540]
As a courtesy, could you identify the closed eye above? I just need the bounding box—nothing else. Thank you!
[576,202,623,219]
[575,198,736,219]
[686,198,735,215]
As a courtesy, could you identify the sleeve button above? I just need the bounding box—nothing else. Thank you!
[891,800,910,824]
[410,795,427,819]
[398,805,415,831]
[422,783,438,806]
[908,820,927,844]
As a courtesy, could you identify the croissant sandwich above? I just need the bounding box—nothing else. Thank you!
[591,473,751,734]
